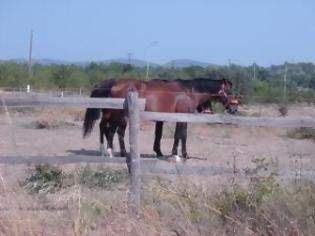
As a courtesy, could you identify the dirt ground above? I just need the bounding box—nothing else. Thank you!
[0,104,314,173]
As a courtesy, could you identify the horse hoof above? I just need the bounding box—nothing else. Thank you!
[173,155,182,163]
[156,152,164,158]
[106,148,113,158]
[121,152,128,157]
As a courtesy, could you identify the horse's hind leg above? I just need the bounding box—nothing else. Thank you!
[117,119,127,157]
[106,123,117,158]
[172,122,189,162]
[99,120,106,156]
[153,121,164,157]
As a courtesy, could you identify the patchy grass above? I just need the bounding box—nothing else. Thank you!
[21,164,128,194]
[287,127,315,141]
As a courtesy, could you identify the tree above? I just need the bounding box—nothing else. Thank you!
[51,65,72,89]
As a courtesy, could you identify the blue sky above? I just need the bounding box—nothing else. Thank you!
[0,0,314,65]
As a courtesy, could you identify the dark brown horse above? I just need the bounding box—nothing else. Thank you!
[83,77,238,161]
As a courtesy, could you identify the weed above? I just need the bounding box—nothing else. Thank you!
[79,165,128,190]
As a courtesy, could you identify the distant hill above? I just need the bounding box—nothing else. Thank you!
[4,58,161,68]
[100,58,160,68]
[6,58,77,65]
[3,58,214,68]
[164,59,210,68]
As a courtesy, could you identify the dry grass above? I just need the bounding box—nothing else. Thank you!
[142,173,315,235]
[31,108,84,129]
[0,161,314,235]
[287,127,315,142]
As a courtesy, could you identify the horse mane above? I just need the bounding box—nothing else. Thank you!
[175,77,232,93]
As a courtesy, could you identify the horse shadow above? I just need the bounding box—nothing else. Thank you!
[67,149,101,156]
[66,149,160,159]
[66,149,206,161]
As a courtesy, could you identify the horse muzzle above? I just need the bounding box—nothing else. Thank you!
[226,106,238,114]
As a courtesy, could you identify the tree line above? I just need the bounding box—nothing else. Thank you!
[0,61,314,103]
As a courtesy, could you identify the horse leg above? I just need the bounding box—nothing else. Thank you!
[99,120,106,156]
[180,122,189,160]
[172,123,181,162]
[153,121,164,157]
[106,123,117,158]
[117,119,128,157]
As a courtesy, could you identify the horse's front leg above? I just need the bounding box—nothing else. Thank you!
[180,122,189,160]
[153,121,164,157]
[172,122,181,162]
[117,119,128,157]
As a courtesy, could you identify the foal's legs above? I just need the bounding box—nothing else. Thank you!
[153,121,164,157]
[171,122,188,162]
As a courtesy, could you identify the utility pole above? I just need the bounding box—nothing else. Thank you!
[27,30,33,93]
[145,41,158,80]
[127,52,133,65]
[251,62,256,104]
[283,62,288,103]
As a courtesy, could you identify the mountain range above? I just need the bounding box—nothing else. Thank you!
[2,58,213,68]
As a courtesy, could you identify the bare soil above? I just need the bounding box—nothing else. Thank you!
[0,104,314,171]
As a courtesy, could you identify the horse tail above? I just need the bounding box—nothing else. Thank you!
[83,79,116,138]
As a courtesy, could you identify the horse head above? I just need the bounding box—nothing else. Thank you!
[217,80,241,114]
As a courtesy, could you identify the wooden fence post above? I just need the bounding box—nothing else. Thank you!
[126,91,141,216]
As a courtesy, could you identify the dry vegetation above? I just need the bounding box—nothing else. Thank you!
[0,103,314,235]
[0,161,315,235]
[287,127,315,142]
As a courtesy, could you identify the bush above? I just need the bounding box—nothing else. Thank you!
[278,104,288,116]
[22,165,64,193]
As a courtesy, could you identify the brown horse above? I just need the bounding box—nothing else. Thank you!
[83,77,238,161]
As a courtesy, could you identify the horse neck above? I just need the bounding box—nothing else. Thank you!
[191,92,213,107]
[186,79,222,94]
[186,80,223,105]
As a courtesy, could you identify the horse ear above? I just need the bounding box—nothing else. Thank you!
[222,79,232,88]
[225,80,232,87]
